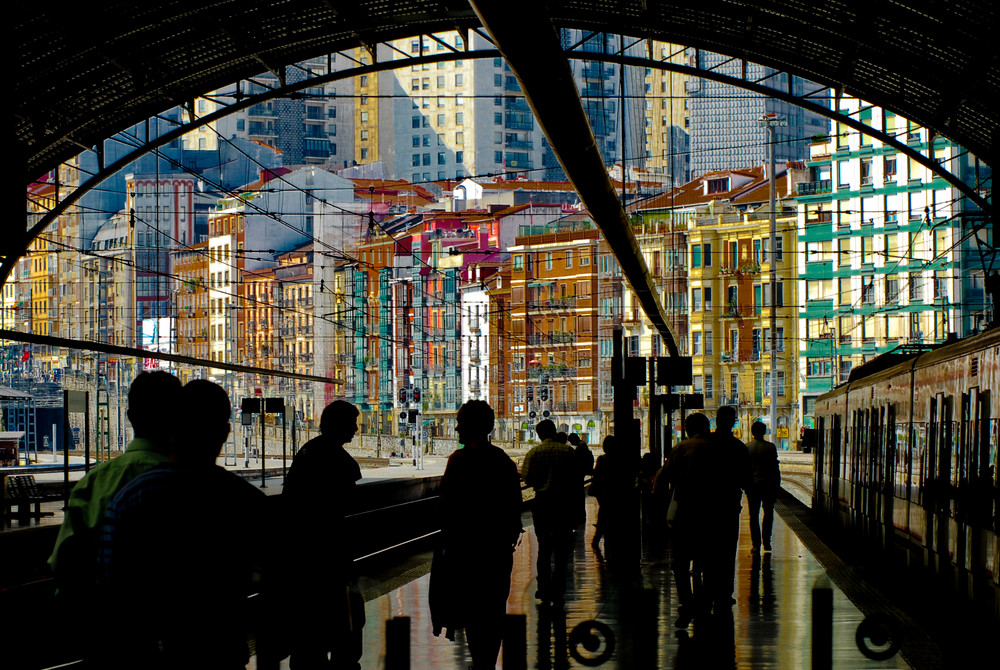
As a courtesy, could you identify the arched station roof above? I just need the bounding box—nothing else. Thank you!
[17,0,999,181]
[14,1,998,356]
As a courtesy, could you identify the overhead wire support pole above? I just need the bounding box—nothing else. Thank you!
[758,113,787,444]
[469,0,679,357]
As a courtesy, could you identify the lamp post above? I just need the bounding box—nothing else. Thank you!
[758,113,787,445]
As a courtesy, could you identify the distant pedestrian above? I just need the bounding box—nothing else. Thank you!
[746,421,781,553]
[556,431,569,444]
[522,419,579,602]
[430,400,522,669]
[282,400,365,669]
[706,406,751,612]
[49,370,182,661]
[98,380,268,669]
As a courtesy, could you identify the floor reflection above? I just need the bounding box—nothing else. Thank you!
[260,497,912,669]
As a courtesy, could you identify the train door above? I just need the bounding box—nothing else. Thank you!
[830,413,842,516]
[883,405,897,547]
[923,396,939,559]
[935,393,953,572]
[815,416,825,510]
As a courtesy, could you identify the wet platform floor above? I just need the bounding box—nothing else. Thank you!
[257,494,928,670]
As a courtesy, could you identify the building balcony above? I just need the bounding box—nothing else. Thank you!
[720,264,761,277]
[468,316,480,332]
[298,297,313,307]
[527,364,576,379]
[527,297,576,311]
[720,305,755,320]
[469,348,481,364]
[796,180,832,196]
[552,401,578,412]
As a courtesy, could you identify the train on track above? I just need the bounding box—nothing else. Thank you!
[813,327,1000,614]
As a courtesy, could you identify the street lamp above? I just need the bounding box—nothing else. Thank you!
[758,113,788,445]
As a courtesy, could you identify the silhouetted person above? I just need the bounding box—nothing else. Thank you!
[568,433,594,477]
[98,380,268,669]
[708,406,752,612]
[589,435,614,549]
[656,413,712,625]
[49,370,182,657]
[746,421,781,553]
[522,419,579,602]
[589,434,638,563]
[568,433,594,526]
[431,400,522,669]
[556,431,568,444]
[282,400,364,669]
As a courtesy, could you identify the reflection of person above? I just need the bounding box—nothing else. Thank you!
[523,419,579,602]
[431,400,522,669]
[746,421,781,552]
[49,372,182,625]
[282,400,364,669]
[98,380,268,668]
[707,406,752,612]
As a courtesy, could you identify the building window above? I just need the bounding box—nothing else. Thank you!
[691,244,702,268]
[455,151,464,163]
[692,288,702,311]
[455,73,464,86]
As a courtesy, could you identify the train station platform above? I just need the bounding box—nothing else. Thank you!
[263,494,936,670]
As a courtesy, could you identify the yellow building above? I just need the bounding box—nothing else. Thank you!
[635,163,805,447]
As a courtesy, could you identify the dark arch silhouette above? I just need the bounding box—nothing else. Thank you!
[17,1,998,182]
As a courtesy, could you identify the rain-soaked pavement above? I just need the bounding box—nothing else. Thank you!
[259,496,916,670]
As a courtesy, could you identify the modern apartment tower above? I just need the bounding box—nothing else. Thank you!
[687,50,829,178]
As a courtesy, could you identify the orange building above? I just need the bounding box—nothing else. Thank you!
[508,217,603,444]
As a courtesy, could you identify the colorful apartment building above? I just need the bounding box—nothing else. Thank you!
[795,98,990,427]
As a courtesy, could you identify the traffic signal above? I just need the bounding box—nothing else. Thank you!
[540,387,548,401]
[412,387,421,403]
[527,386,534,402]
[399,388,407,405]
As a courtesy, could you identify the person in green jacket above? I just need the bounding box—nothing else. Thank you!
[48,370,183,609]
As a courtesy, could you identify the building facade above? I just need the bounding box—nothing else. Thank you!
[796,98,991,427]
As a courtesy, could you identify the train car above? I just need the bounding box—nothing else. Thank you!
[814,328,1000,615]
